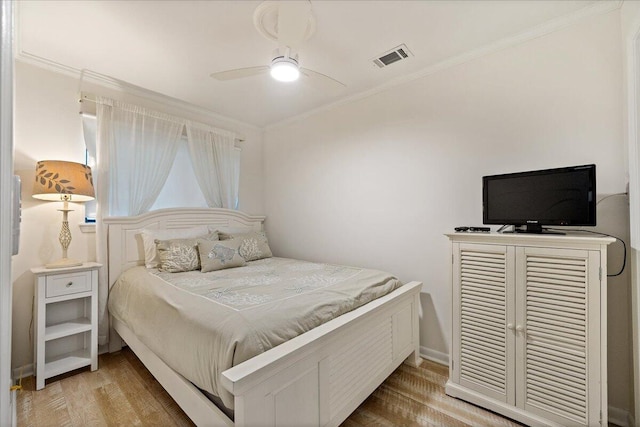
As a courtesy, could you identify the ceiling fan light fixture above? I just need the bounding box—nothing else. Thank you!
[270,57,300,82]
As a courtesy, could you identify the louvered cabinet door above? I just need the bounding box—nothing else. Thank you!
[515,247,602,426]
[452,243,516,404]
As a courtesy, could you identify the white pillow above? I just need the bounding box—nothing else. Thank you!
[140,226,210,269]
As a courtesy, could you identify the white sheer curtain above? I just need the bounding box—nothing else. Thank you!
[185,121,240,209]
[103,101,184,216]
[90,101,111,346]
[91,96,184,345]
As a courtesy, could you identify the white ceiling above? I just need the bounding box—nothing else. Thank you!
[17,0,611,128]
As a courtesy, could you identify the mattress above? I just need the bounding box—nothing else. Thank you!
[108,257,402,409]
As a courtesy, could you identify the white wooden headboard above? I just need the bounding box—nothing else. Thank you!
[103,208,265,288]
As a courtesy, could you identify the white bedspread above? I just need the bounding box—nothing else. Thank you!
[108,257,402,409]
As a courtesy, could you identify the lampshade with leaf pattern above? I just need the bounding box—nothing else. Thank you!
[32,160,95,268]
[32,160,95,202]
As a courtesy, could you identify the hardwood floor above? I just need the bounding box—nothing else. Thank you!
[17,348,522,426]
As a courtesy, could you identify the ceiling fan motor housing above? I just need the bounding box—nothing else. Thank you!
[270,56,300,82]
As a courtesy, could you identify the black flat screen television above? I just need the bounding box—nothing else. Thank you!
[483,164,596,233]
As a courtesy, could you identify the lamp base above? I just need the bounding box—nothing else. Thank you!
[45,258,83,269]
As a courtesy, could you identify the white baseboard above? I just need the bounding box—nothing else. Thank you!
[12,364,33,381]
[419,346,449,366]
[608,405,634,427]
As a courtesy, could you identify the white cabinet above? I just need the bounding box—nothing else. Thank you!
[32,262,101,390]
[446,233,613,427]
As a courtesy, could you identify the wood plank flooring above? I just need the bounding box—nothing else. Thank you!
[17,348,522,426]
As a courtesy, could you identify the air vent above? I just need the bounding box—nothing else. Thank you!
[372,44,413,68]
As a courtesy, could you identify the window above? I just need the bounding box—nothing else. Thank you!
[82,115,97,222]
[150,138,208,210]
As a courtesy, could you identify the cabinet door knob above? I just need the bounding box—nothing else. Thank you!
[507,323,515,330]
[66,282,73,288]
[516,325,525,333]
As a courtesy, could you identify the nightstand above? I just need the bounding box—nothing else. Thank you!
[31,262,101,390]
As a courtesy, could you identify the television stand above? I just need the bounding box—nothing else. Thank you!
[446,232,614,426]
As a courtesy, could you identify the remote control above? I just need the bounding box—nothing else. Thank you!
[455,226,490,232]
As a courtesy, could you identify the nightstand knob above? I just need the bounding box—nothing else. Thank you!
[66,282,73,288]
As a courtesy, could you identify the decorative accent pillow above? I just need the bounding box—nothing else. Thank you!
[155,233,218,273]
[140,226,212,269]
[218,231,273,262]
[198,238,247,272]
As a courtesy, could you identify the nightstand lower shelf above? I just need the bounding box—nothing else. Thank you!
[43,348,92,379]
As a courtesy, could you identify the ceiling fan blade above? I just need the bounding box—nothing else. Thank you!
[277,1,312,49]
[210,66,269,81]
[300,67,346,94]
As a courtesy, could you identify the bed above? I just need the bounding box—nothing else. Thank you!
[105,208,422,427]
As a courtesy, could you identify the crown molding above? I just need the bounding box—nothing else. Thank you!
[14,51,261,132]
[266,0,623,130]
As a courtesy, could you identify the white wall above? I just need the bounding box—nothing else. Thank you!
[11,61,264,371]
[263,10,632,413]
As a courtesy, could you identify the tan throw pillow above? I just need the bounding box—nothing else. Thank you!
[198,238,247,272]
[155,232,218,273]
[218,231,273,261]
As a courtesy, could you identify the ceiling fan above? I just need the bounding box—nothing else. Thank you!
[210,1,346,92]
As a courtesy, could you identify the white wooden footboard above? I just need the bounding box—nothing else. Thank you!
[223,280,422,427]
[112,280,421,427]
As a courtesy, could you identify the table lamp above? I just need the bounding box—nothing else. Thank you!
[32,160,95,269]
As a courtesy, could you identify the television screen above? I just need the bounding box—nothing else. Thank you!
[483,164,596,231]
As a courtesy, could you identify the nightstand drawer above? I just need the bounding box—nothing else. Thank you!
[46,271,91,298]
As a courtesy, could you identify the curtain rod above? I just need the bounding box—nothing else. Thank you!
[79,94,245,142]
